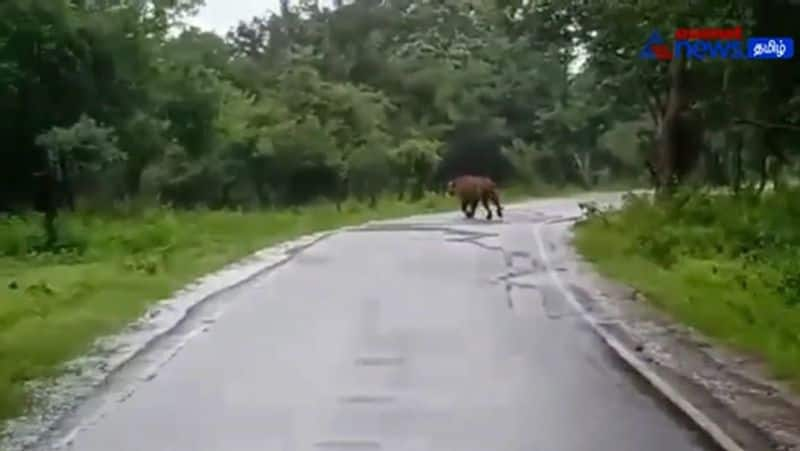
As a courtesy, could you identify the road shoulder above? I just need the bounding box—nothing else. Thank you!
[554,220,800,451]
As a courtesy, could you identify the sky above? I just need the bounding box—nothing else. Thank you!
[188,0,282,35]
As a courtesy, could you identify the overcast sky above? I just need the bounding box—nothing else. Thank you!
[189,0,282,35]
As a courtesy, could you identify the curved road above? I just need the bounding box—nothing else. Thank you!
[42,195,719,451]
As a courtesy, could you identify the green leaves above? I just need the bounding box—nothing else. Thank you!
[35,115,124,176]
[13,0,783,210]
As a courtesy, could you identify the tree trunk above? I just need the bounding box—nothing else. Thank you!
[44,207,57,247]
[703,146,727,186]
[34,169,59,247]
[650,56,703,195]
[125,161,145,197]
[59,157,75,211]
[772,160,784,192]
[411,181,425,201]
[731,132,743,194]
[254,182,271,206]
[640,76,664,128]
[757,154,769,194]
[337,176,348,212]
[657,57,685,190]
[572,151,592,189]
[220,181,235,208]
[645,159,659,188]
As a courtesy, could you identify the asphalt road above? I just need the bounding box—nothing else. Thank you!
[43,195,719,451]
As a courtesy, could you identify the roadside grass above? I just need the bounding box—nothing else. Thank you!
[573,189,800,388]
[0,183,567,424]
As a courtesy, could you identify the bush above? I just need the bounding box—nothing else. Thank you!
[0,215,38,256]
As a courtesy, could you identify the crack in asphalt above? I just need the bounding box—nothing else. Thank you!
[504,284,513,309]
[359,214,607,325]
[356,216,593,319]
[546,215,582,225]
[493,268,536,283]
[445,235,504,253]
[352,223,497,238]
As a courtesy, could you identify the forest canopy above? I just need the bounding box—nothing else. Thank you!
[1,0,799,225]
[0,0,634,220]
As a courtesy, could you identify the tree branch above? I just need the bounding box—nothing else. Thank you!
[641,94,660,127]
[734,118,800,132]
[643,79,665,116]
[665,56,687,115]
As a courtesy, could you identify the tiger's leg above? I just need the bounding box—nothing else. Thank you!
[490,191,503,218]
[467,199,478,218]
[481,195,493,220]
[460,199,471,218]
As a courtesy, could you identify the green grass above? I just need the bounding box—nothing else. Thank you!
[573,191,800,388]
[0,184,563,424]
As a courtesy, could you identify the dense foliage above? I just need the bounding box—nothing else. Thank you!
[0,0,658,247]
[4,0,800,232]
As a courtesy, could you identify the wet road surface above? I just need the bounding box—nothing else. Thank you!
[43,195,719,451]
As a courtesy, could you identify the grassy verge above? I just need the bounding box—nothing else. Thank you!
[573,190,800,388]
[0,184,562,424]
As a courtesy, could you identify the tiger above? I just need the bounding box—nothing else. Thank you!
[446,175,504,220]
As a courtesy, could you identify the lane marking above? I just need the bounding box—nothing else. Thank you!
[533,222,745,451]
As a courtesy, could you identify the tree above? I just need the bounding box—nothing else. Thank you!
[9,0,766,229]
[35,115,124,243]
